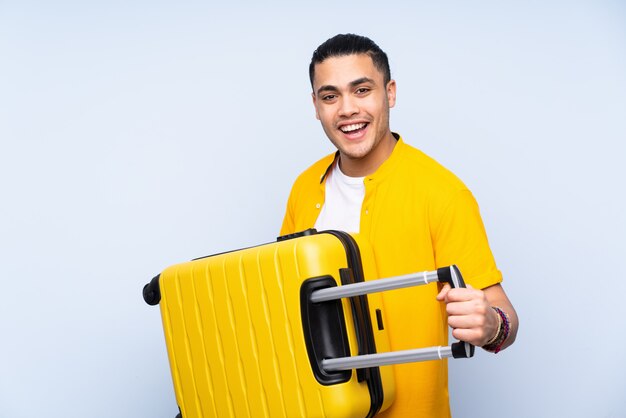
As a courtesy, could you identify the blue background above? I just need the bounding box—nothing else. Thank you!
[1,1,625,417]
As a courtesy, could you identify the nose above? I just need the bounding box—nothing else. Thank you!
[338,96,359,118]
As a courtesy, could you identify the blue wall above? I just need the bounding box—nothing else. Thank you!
[1,1,625,417]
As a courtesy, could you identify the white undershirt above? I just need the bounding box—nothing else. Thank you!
[314,161,365,233]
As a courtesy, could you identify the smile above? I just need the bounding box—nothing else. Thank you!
[339,122,368,133]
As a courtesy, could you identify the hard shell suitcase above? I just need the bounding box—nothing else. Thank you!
[143,229,473,418]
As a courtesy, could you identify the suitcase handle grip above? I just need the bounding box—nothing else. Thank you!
[437,264,466,289]
[436,265,474,358]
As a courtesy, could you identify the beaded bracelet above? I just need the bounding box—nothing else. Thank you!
[483,306,510,354]
[482,307,502,347]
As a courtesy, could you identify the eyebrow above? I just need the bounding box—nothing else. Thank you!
[349,77,376,88]
[316,77,376,96]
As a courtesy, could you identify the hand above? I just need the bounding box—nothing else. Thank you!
[436,284,500,347]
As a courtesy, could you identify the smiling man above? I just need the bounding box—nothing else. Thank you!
[312,53,397,177]
[280,34,518,418]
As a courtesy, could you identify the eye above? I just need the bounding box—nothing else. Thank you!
[322,94,337,101]
[355,87,371,95]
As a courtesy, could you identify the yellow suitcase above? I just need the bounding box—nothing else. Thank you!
[143,229,473,418]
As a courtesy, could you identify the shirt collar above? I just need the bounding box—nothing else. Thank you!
[319,132,403,184]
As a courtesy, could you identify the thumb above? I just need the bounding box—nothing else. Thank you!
[436,284,451,302]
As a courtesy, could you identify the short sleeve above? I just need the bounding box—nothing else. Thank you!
[432,189,502,289]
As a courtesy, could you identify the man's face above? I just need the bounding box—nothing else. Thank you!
[312,53,396,176]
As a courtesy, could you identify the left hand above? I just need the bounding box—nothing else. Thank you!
[436,284,499,347]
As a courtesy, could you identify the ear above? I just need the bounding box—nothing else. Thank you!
[312,92,320,120]
[386,80,397,108]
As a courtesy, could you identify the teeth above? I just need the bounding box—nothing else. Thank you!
[340,123,366,133]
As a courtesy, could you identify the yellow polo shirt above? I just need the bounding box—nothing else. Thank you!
[280,134,502,418]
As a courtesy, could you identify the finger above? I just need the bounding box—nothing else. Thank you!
[447,308,498,346]
[451,328,483,346]
[447,311,486,329]
[445,287,483,303]
[446,299,490,316]
[436,284,451,301]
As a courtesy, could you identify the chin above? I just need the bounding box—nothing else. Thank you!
[340,143,373,160]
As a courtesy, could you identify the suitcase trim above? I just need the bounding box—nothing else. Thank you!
[322,230,384,418]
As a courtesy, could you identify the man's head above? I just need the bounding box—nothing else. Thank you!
[309,34,397,177]
[309,34,391,89]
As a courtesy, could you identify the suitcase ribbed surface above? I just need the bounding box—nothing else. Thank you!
[158,234,383,418]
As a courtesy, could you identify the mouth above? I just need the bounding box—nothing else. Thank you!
[338,122,369,137]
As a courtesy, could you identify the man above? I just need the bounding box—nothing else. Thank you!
[280,34,518,418]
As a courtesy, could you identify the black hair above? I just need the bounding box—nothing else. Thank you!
[309,34,391,89]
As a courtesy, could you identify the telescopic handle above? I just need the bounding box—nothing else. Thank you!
[309,270,439,303]
[309,265,476,369]
[322,341,474,371]
[309,265,465,303]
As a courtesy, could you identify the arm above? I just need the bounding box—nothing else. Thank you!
[437,283,519,352]
[430,188,517,352]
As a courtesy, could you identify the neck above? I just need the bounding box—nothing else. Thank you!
[339,131,397,177]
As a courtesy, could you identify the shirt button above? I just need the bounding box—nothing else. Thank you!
[365,210,369,215]
[315,203,321,209]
